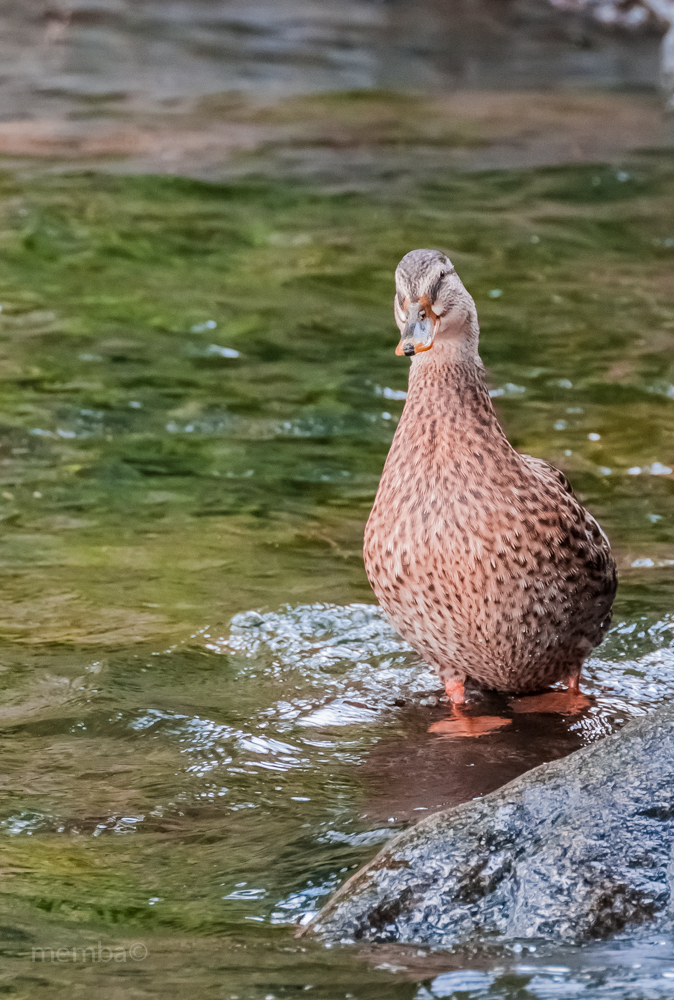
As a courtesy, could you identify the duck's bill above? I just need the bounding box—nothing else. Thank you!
[395,315,435,357]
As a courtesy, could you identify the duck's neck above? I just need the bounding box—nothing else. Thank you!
[387,342,514,489]
[406,338,501,435]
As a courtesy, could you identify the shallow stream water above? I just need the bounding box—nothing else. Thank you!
[0,160,673,996]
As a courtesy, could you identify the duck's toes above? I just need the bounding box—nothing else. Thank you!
[429,713,512,738]
[509,689,594,716]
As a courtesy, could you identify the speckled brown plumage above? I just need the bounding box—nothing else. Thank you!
[363,249,617,696]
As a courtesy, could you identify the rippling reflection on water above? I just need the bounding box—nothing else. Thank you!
[412,943,674,998]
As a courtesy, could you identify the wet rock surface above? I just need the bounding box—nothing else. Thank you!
[307,703,674,947]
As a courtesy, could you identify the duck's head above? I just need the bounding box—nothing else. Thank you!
[394,248,476,358]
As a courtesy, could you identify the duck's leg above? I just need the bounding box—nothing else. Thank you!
[567,669,581,695]
[444,677,466,705]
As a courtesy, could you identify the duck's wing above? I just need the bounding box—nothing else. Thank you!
[522,454,617,646]
[522,454,576,498]
[522,453,612,553]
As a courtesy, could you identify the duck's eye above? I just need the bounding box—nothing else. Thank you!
[439,270,446,278]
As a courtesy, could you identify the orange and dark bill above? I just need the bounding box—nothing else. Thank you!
[396,298,437,356]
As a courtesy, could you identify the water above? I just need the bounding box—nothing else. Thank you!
[0,0,662,116]
[0,158,673,995]
[1,2,669,188]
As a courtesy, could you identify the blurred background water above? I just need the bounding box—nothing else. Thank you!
[0,0,671,178]
[0,2,673,999]
[0,0,665,105]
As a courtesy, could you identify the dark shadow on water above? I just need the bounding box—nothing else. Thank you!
[358,694,610,824]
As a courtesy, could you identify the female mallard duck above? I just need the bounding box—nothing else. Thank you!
[363,249,616,716]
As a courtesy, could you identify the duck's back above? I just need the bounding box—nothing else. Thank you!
[363,356,616,693]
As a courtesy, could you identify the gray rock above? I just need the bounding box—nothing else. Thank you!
[306,705,674,947]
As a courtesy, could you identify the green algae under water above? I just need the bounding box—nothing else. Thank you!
[0,159,673,996]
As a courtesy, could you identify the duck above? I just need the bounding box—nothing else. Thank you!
[363,248,617,717]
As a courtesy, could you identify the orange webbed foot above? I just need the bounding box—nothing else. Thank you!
[509,681,593,716]
[429,712,512,738]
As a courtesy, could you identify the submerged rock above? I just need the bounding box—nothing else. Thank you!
[306,705,674,947]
